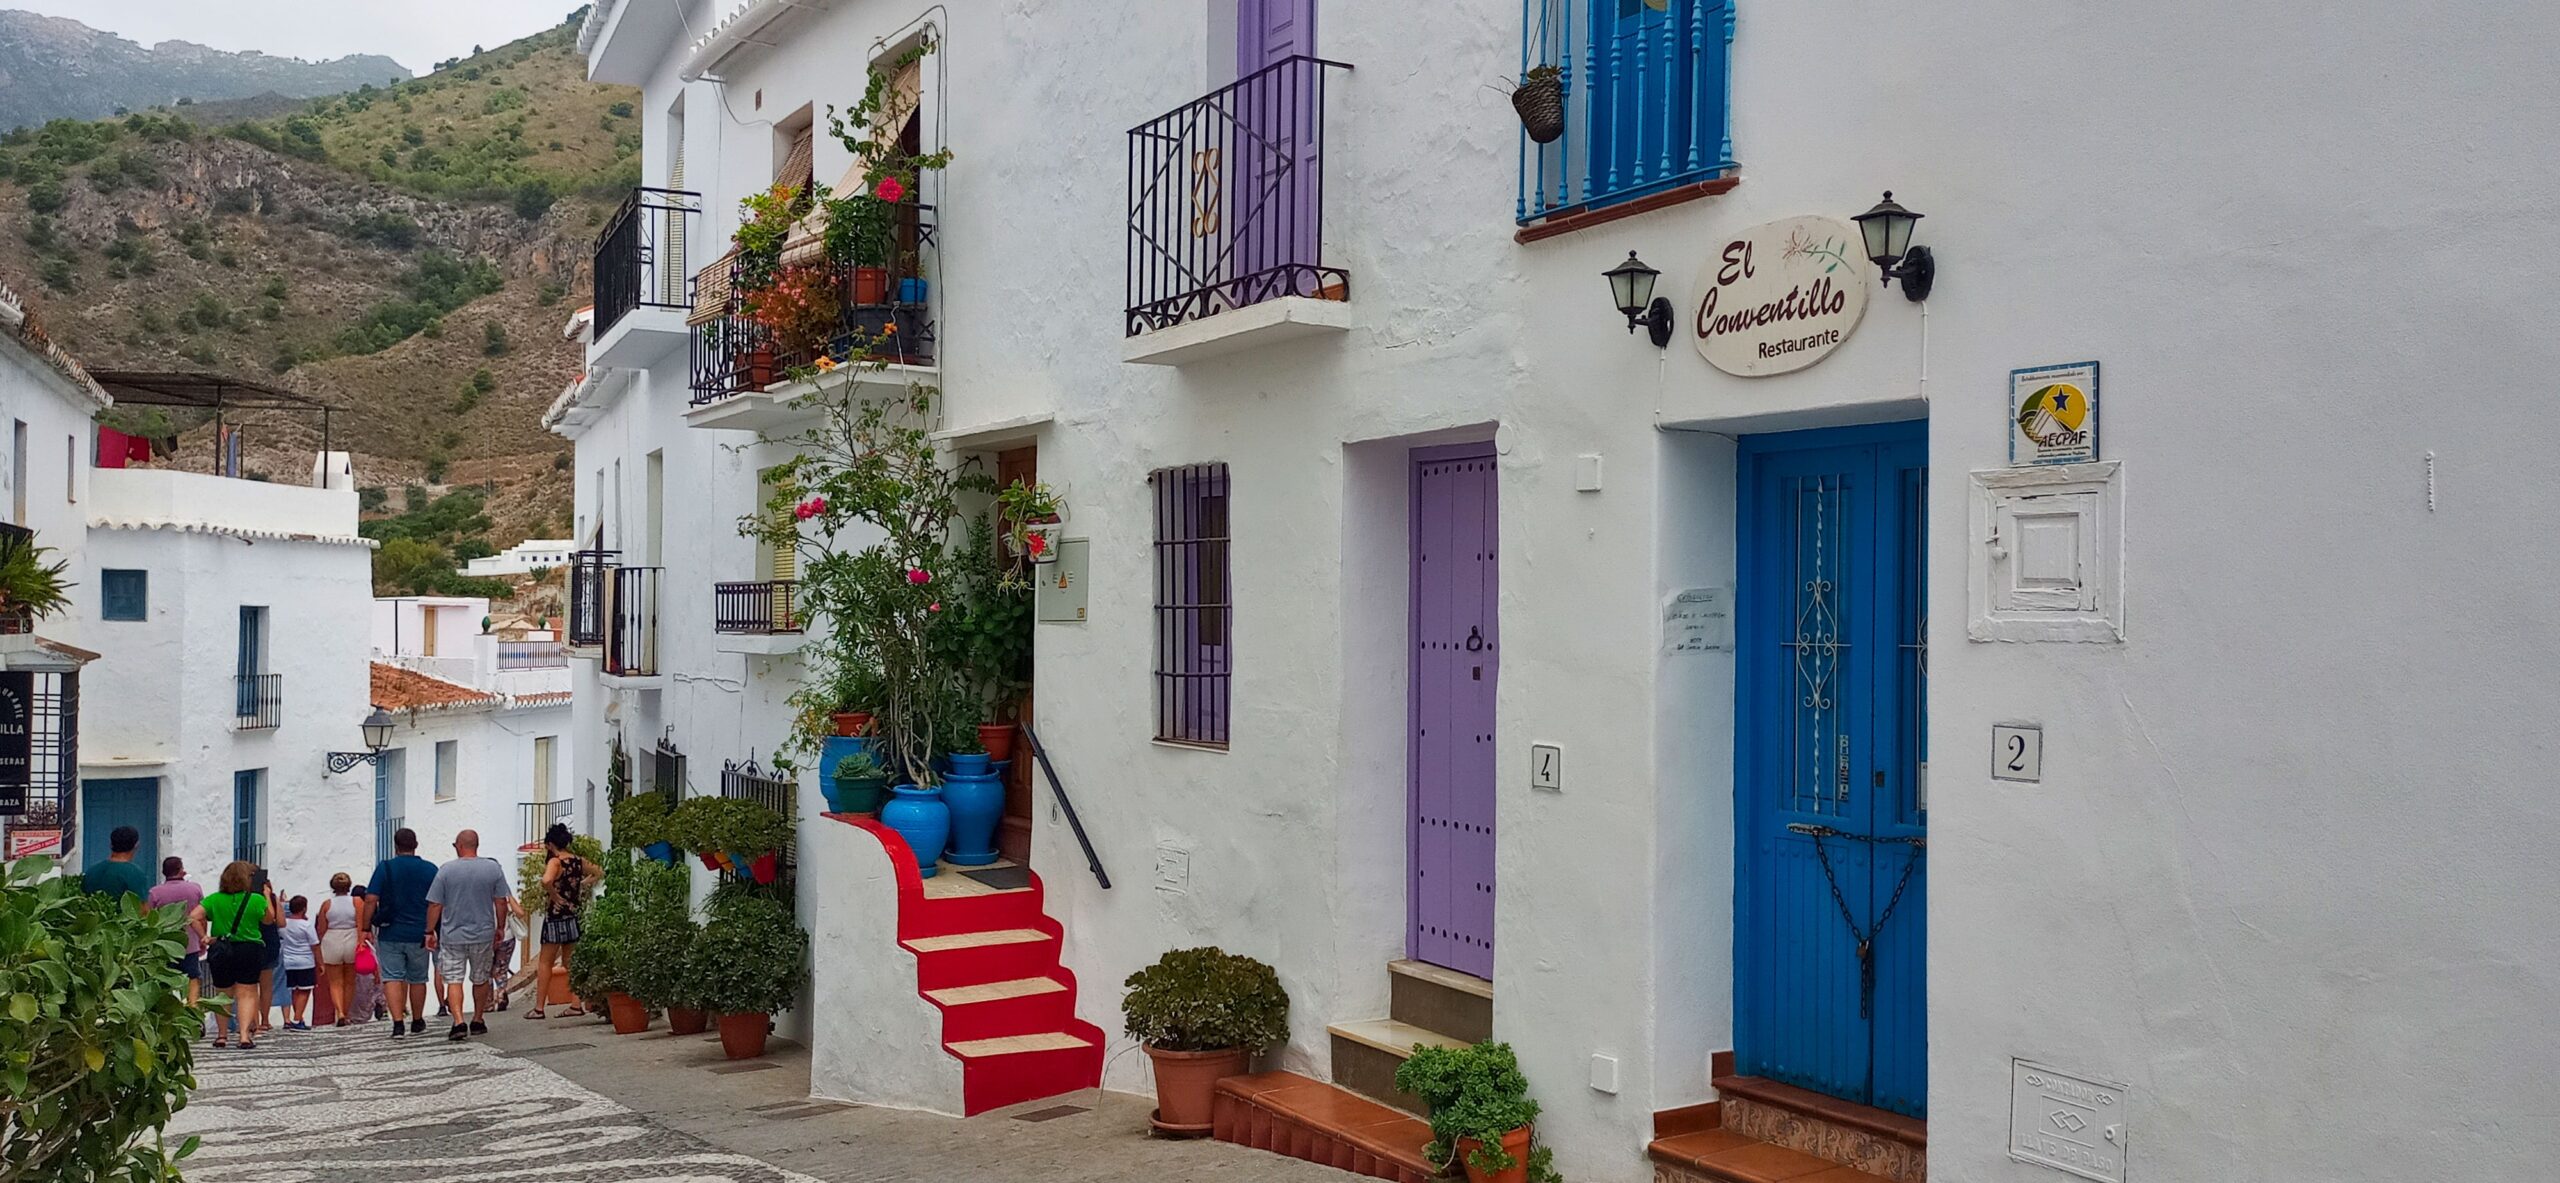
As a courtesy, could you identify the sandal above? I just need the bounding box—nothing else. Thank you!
[212,1037,227,1048]
[558,1005,587,1018]
[523,1008,547,1020]
[238,1040,256,1050]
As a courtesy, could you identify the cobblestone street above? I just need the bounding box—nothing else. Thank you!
[171,1015,1356,1183]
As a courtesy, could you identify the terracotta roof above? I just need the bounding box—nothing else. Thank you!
[508,691,573,708]
[370,662,500,713]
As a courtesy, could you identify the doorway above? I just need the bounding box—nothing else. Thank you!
[1733,421,1928,1117]
[81,778,158,871]
[996,445,1039,864]
[1409,444,1498,980]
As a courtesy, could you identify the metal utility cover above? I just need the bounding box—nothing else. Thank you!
[1036,539,1089,623]
[2010,1060,2129,1182]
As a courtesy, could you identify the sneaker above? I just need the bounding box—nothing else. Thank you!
[390,1021,407,1039]
[468,1019,489,1035]
[447,1024,468,1042]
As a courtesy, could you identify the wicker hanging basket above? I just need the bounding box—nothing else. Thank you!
[1512,68,1565,144]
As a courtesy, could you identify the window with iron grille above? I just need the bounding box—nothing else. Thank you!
[652,737,685,805]
[1152,464,1231,747]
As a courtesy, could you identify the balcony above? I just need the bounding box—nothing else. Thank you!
[713,579,804,655]
[233,673,281,731]
[1511,0,1737,237]
[520,799,571,849]
[684,207,939,434]
[1124,55,1354,366]
[496,640,568,671]
[591,187,702,371]
[567,550,616,649]
[605,565,663,682]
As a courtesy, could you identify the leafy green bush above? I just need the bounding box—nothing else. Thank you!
[1120,947,1289,1052]
[620,858,699,1012]
[610,791,675,851]
[1392,1041,1560,1182]
[669,796,791,859]
[569,848,635,1004]
[683,887,806,1016]
[0,856,209,1182]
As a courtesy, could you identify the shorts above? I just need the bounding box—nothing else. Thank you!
[436,940,495,985]
[375,941,432,985]
[285,966,317,990]
[319,929,359,965]
[207,941,263,989]
[261,933,282,971]
[174,952,201,979]
[541,910,582,946]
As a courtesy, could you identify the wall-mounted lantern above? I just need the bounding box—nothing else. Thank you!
[1604,251,1676,347]
[325,706,399,774]
[1851,191,1933,301]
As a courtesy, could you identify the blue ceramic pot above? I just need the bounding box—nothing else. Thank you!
[878,785,950,878]
[642,841,675,865]
[947,752,993,776]
[897,277,928,304]
[941,765,1004,867]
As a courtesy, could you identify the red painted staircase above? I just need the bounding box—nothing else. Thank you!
[830,814,1106,1115]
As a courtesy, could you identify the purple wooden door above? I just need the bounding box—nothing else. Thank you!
[1231,0,1320,303]
[1411,444,1498,980]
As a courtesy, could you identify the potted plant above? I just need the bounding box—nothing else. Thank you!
[742,262,843,371]
[994,478,1066,568]
[624,857,703,1033]
[823,191,897,305]
[0,528,72,632]
[684,887,809,1059]
[827,656,884,737]
[825,747,891,816]
[612,792,678,864]
[1510,64,1565,144]
[671,797,792,882]
[1121,947,1290,1135]
[574,849,653,1033]
[1393,1041,1561,1183]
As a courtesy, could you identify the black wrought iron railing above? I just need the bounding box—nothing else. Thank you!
[713,580,801,635]
[1127,55,1352,337]
[233,673,281,730]
[568,550,617,648]
[719,757,798,903]
[593,186,701,338]
[688,204,938,407]
[606,565,662,678]
[519,799,571,848]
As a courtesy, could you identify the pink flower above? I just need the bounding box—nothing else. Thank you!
[906,568,932,585]
[874,176,906,204]
[928,602,942,612]
[794,495,827,521]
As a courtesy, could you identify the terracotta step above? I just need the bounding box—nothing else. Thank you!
[1711,1074,1925,1183]
[1650,1129,1889,1183]
[1213,1071,1437,1183]
[1327,1018,1468,1114]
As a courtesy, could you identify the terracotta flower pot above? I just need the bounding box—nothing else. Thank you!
[667,1006,709,1035]
[977,723,1017,763]
[1144,1045,1249,1131]
[749,851,780,884]
[605,992,651,1034]
[743,342,777,390]
[718,1011,771,1060]
[852,266,891,305]
[1455,1126,1535,1183]
[832,711,872,737]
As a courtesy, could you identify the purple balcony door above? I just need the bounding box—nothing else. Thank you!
[1410,444,1498,981]
[1230,0,1320,305]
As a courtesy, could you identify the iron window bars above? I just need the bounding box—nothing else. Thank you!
[0,670,77,838]
[568,550,617,648]
[233,673,282,731]
[713,580,802,635]
[1127,55,1351,336]
[607,566,663,678]
[1151,463,1232,747]
[593,187,701,338]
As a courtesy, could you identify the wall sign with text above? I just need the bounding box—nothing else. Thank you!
[2011,361,2101,465]
[1691,214,1871,377]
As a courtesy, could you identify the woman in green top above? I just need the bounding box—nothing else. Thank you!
[192,860,269,1049]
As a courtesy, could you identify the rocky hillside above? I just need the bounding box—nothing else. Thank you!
[0,10,407,132]
[0,15,638,566]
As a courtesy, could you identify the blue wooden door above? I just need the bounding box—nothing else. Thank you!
[1410,444,1499,979]
[1734,422,1928,1117]
[79,778,158,872]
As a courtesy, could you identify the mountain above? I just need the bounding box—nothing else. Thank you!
[0,15,638,576]
[0,11,409,132]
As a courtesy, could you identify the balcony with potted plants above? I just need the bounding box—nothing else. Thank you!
[590,186,702,371]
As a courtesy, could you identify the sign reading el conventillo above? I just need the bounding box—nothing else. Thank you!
[1692,214,1871,377]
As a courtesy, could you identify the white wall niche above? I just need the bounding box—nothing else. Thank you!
[1968,461,2123,643]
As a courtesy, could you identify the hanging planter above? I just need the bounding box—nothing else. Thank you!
[1512,65,1565,144]
[642,841,675,865]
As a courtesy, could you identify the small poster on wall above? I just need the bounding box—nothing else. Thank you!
[2010,361,2101,466]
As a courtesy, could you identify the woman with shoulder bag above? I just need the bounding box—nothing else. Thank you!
[523,823,589,1020]
[190,861,270,1049]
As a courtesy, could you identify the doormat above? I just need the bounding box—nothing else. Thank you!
[1013,1104,1089,1123]
[962,865,1032,891]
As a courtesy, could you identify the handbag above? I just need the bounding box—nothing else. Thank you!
[353,942,379,976]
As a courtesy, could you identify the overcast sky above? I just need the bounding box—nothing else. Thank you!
[17,1,575,76]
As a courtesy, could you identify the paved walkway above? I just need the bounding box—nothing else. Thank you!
[172,1013,1357,1183]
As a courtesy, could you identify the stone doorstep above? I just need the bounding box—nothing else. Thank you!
[1327,1018,1465,1115]
[1213,1071,1437,1183]
[1644,1074,1923,1183]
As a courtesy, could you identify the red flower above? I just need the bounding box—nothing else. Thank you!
[875,176,906,204]
[906,567,932,585]
[794,495,827,521]
[1024,531,1049,557]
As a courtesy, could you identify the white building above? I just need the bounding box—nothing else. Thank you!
[461,538,576,578]
[369,595,578,861]
[566,3,2560,1181]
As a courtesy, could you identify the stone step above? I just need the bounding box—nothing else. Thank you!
[1387,959,1492,1044]
[1326,1018,1468,1115]
[1702,1074,1926,1183]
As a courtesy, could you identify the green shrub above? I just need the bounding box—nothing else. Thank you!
[0,855,210,1181]
[683,887,806,1016]
[1392,1041,1561,1182]
[620,858,699,1011]
[569,848,636,1004]
[482,322,510,356]
[25,179,64,214]
[610,791,675,850]
[668,796,791,859]
[1120,947,1289,1052]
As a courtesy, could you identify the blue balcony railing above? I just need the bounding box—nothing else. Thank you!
[1516,0,1736,226]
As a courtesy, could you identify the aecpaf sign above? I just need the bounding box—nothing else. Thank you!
[1692,214,1871,377]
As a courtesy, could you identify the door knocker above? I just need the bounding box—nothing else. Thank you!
[1465,625,1486,653]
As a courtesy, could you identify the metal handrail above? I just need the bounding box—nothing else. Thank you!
[232,673,281,730]
[1018,721,1108,890]
[713,579,802,635]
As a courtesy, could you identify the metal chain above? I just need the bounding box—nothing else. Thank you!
[1790,822,1926,1019]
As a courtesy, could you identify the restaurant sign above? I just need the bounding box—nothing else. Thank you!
[1692,215,1871,377]
[0,672,27,816]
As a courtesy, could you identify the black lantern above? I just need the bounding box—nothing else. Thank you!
[1604,251,1676,347]
[1851,191,1933,301]
[327,706,400,774]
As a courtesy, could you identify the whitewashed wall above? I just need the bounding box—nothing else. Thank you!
[380,701,574,877]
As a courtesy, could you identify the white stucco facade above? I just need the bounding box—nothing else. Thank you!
[568,3,2560,1180]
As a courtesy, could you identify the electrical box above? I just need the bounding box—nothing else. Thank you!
[1969,462,2123,642]
[1037,538,1089,623]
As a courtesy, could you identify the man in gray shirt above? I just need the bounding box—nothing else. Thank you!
[423,829,516,1041]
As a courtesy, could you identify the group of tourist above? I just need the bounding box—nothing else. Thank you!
[80,821,593,1047]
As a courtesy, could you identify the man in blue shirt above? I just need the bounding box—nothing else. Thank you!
[364,828,439,1039]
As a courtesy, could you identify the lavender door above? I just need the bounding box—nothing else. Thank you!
[1232,0,1320,303]
[1410,444,1498,980]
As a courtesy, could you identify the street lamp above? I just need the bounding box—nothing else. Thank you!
[326,706,399,774]
[1851,191,1934,301]
[1604,251,1675,347]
